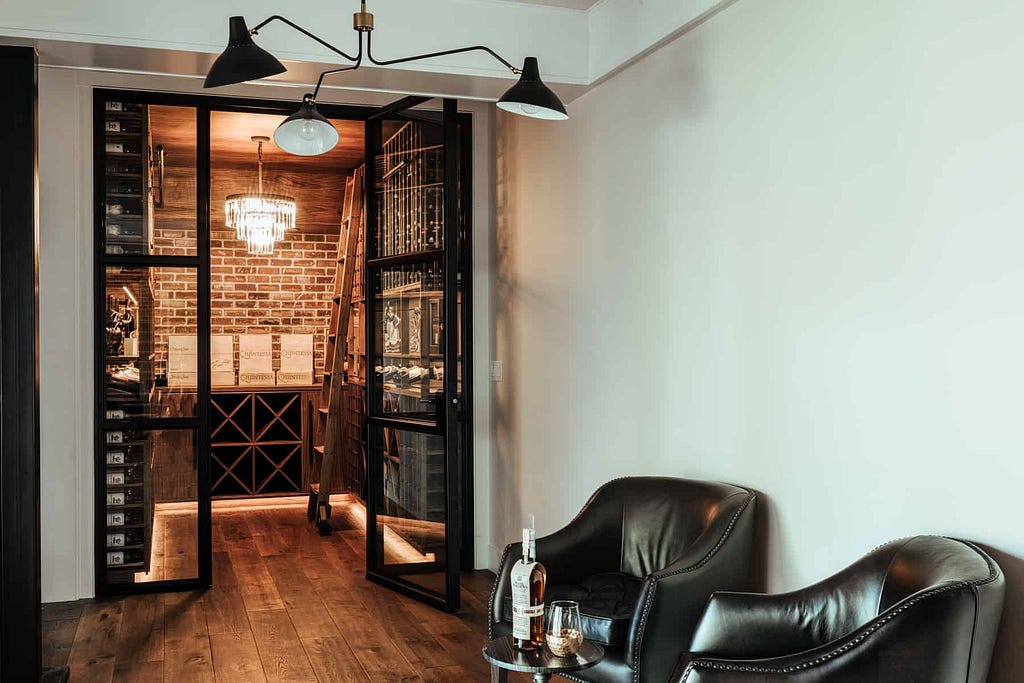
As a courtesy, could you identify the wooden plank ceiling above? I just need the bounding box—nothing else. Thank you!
[149,106,366,234]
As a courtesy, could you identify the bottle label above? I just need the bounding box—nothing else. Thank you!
[510,559,542,640]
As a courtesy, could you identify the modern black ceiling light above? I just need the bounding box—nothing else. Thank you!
[204,0,568,155]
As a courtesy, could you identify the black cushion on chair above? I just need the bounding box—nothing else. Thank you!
[501,572,645,646]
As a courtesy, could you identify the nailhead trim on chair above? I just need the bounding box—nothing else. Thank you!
[630,491,756,683]
[678,538,1000,681]
[488,541,514,640]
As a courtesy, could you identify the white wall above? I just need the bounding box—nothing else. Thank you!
[38,68,495,601]
[493,0,1024,679]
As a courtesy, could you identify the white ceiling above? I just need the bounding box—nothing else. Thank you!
[487,0,601,9]
[1,0,729,99]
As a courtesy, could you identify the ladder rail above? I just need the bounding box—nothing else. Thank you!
[311,166,365,528]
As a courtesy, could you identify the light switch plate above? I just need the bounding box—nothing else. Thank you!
[490,361,503,382]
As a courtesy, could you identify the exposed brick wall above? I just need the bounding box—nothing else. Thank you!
[150,226,340,380]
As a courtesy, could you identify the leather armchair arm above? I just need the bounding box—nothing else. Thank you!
[625,492,756,683]
[671,583,981,683]
[687,590,831,660]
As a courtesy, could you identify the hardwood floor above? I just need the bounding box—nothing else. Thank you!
[44,496,528,682]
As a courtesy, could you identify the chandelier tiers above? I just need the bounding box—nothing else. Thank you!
[224,136,297,255]
[204,0,567,155]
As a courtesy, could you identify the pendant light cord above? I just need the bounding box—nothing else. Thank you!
[257,140,265,194]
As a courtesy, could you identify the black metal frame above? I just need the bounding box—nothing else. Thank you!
[246,14,520,102]
[92,90,381,596]
[92,88,474,606]
[93,89,211,595]
[0,45,42,681]
[362,97,474,612]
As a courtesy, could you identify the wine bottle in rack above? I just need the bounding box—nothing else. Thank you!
[105,486,144,507]
[106,507,144,527]
[106,527,144,548]
[106,548,145,566]
[511,516,547,651]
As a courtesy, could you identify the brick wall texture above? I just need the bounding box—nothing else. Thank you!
[150,225,340,379]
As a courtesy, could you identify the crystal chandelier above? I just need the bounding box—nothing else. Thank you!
[225,135,296,254]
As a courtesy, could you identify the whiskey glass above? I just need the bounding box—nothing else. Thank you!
[545,600,584,657]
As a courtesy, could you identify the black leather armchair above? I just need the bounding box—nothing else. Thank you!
[489,477,759,683]
[673,536,1005,682]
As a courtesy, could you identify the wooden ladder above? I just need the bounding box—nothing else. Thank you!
[307,165,365,533]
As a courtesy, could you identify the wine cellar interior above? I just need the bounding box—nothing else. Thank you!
[98,95,466,592]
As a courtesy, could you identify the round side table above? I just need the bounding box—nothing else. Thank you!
[482,636,604,683]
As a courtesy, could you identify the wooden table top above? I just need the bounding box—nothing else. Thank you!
[482,636,604,675]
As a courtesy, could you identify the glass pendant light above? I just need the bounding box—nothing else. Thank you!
[224,136,297,254]
[246,226,276,255]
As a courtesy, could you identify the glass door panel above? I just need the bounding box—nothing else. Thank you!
[373,117,446,257]
[103,427,199,585]
[365,98,462,610]
[373,261,444,421]
[95,91,209,595]
[371,425,447,595]
[103,265,198,419]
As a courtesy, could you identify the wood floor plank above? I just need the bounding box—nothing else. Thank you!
[203,585,251,636]
[112,659,164,683]
[116,594,165,663]
[248,608,318,683]
[42,618,80,669]
[209,631,268,683]
[327,605,420,682]
[230,545,286,612]
[49,505,504,683]
[212,550,239,587]
[300,635,371,683]
[163,592,215,682]
[66,599,124,683]
[43,600,87,622]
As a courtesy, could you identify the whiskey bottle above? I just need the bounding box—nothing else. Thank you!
[510,519,546,651]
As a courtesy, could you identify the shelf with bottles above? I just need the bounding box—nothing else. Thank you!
[102,99,152,257]
[375,122,445,258]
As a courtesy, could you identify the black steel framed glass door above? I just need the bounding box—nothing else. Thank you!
[364,97,465,611]
[93,90,212,594]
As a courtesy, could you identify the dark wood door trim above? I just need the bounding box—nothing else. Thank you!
[0,45,42,682]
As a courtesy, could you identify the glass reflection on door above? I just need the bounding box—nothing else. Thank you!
[373,426,447,595]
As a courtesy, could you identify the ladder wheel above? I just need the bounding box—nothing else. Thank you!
[316,502,333,535]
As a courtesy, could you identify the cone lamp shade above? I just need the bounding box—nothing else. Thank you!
[274,96,340,156]
[204,16,287,88]
[497,57,568,121]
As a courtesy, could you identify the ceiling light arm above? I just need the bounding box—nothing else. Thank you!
[365,31,521,75]
[249,14,361,63]
[311,33,364,101]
